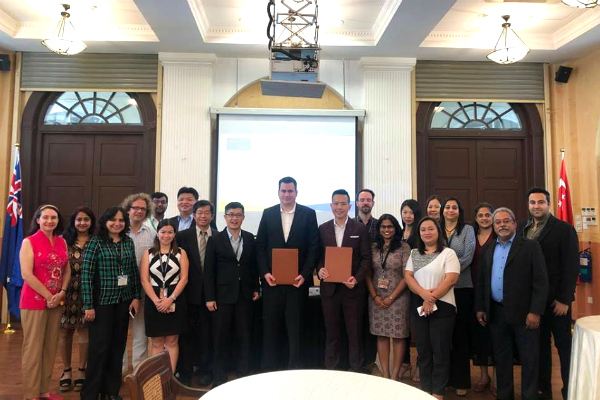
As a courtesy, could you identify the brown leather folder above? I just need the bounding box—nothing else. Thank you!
[272,248,299,285]
[324,246,352,283]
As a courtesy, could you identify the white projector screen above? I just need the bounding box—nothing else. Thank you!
[216,113,357,235]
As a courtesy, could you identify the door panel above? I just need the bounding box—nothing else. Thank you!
[39,134,94,216]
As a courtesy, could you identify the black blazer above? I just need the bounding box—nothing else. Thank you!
[203,229,259,304]
[317,218,372,297]
[519,215,579,305]
[475,234,549,326]
[176,225,219,305]
[256,204,320,284]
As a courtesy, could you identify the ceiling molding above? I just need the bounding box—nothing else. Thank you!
[0,8,18,37]
[14,22,158,42]
[372,0,404,44]
[423,30,560,50]
[553,6,600,49]
[187,0,210,39]
[159,52,217,67]
[360,57,416,71]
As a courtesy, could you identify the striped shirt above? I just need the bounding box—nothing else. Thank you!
[81,236,141,309]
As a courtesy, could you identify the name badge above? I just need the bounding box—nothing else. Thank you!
[118,275,128,287]
[377,278,390,290]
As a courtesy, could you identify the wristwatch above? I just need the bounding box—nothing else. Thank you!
[170,294,177,301]
[389,295,395,301]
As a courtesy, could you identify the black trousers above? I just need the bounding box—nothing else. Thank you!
[262,284,305,370]
[321,289,365,372]
[81,302,130,400]
[177,302,212,379]
[539,304,572,399]
[449,288,473,389]
[212,292,253,382]
[489,301,540,400]
[412,301,456,396]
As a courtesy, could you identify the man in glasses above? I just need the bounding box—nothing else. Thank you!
[145,192,168,232]
[120,193,157,373]
[176,200,219,386]
[475,207,548,400]
[204,202,259,387]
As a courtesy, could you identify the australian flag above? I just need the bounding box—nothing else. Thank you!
[0,147,24,319]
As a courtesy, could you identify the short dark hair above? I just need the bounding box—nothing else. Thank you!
[151,219,179,255]
[98,207,130,241]
[375,214,403,252]
[64,206,96,246]
[332,189,350,203]
[527,187,550,203]
[440,196,466,237]
[177,187,199,200]
[193,200,215,214]
[416,217,447,255]
[225,202,245,213]
[151,191,168,203]
[278,176,297,190]
[356,189,375,200]
[29,204,64,236]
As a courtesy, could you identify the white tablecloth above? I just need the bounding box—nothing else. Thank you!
[568,316,600,400]
[201,369,435,400]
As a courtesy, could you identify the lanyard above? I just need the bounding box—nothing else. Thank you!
[107,240,125,274]
[380,247,391,271]
[159,251,172,288]
[231,236,243,260]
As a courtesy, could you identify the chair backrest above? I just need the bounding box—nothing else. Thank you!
[125,351,177,400]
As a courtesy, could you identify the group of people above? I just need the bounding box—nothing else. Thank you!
[17,177,578,400]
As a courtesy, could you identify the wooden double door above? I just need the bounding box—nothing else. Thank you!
[417,103,545,222]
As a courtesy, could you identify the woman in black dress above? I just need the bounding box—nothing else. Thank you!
[140,219,189,371]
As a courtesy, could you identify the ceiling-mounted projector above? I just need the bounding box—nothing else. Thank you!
[261,0,326,98]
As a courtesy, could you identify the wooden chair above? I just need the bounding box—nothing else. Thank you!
[125,352,208,400]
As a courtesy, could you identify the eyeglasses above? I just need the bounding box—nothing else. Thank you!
[380,225,395,230]
[195,211,212,216]
[225,213,244,218]
[153,199,167,205]
[131,206,147,212]
[493,219,514,225]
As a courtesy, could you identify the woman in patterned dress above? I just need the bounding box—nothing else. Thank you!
[59,207,96,392]
[366,214,411,380]
[140,219,189,371]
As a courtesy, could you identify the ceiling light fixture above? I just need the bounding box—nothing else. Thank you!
[486,15,529,65]
[562,0,598,8]
[41,4,87,56]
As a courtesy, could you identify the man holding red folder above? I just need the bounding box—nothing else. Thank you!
[256,177,320,370]
[317,189,372,372]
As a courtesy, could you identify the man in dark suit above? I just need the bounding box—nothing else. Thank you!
[317,189,372,372]
[204,201,259,387]
[476,207,549,400]
[175,199,218,386]
[256,176,320,370]
[168,187,199,232]
[520,187,579,400]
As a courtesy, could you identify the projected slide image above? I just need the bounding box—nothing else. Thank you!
[217,114,357,234]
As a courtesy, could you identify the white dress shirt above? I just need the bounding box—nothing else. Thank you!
[280,203,296,243]
[333,217,349,247]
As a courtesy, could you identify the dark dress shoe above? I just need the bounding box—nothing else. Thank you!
[198,373,213,386]
[105,395,122,400]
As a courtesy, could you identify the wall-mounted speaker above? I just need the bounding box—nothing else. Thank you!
[555,66,573,83]
[0,54,10,72]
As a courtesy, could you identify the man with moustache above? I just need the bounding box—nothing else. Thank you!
[145,192,168,232]
[521,187,579,400]
[176,200,218,386]
[256,176,320,370]
[476,207,548,400]
[355,189,378,242]
[318,189,372,372]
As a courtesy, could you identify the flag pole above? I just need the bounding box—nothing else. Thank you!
[560,148,565,160]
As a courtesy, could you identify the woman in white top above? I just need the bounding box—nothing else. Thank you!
[405,217,460,400]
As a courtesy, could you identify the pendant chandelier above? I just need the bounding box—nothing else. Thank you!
[487,15,529,65]
[41,4,87,56]
[562,0,598,8]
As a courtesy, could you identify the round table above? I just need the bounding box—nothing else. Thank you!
[568,316,600,400]
[201,370,435,400]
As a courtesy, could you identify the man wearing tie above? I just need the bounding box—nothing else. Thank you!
[176,200,218,386]
[204,202,259,387]
[256,176,320,370]
[317,189,372,372]
[476,207,548,400]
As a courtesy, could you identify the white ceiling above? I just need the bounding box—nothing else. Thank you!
[0,0,599,63]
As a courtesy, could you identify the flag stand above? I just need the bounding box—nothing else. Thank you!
[4,307,15,334]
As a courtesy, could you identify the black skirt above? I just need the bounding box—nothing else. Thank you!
[144,285,187,337]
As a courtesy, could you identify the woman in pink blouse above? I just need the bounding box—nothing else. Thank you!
[19,205,71,400]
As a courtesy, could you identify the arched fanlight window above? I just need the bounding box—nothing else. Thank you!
[430,101,521,130]
[44,91,142,125]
